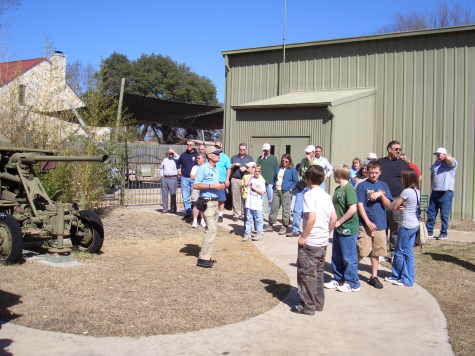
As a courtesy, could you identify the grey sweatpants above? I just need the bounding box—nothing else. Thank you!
[297,244,327,312]
[161,176,177,212]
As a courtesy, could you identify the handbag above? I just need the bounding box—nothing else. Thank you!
[413,188,428,247]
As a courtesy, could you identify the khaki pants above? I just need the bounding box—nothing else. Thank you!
[269,190,292,227]
[199,201,218,260]
[231,178,244,217]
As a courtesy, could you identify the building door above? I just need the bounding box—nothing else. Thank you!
[250,137,310,163]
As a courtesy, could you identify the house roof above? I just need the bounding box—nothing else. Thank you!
[222,24,475,56]
[0,57,47,86]
[232,89,376,110]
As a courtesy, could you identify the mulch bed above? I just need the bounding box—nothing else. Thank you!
[0,208,290,337]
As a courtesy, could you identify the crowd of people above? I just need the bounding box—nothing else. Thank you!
[160,139,458,313]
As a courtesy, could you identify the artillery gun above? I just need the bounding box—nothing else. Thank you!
[0,134,108,263]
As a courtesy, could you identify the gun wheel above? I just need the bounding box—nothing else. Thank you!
[0,214,23,264]
[71,214,104,253]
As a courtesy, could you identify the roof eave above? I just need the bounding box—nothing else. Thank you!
[233,102,330,110]
[222,25,475,56]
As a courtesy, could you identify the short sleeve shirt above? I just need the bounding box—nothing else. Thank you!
[230,154,253,179]
[400,188,420,229]
[431,160,457,191]
[303,186,335,247]
[194,163,220,199]
[216,152,232,182]
[356,180,393,230]
[245,176,266,211]
[332,183,359,235]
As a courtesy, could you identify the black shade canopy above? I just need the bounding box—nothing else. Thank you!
[124,94,223,130]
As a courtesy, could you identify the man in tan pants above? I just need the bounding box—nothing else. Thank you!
[193,147,225,268]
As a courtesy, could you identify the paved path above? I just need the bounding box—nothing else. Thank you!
[1,213,455,356]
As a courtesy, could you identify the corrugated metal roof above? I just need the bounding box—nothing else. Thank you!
[232,89,376,110]
[222,25,475,56]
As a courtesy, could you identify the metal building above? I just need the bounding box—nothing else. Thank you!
[221,25,475,220]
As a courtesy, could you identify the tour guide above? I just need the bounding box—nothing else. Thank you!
[193,146,226,268]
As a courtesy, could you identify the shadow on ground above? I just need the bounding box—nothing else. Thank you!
[424,252,475,272]
[0,289,22,356]
[179,244,201,257]
[260,279,297,307]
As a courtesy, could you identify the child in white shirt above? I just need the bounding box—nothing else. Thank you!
[243,164,266,241]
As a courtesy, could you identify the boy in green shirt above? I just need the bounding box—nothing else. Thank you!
[325,166,361,293]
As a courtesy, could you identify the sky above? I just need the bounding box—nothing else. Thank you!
[1,0,474,102]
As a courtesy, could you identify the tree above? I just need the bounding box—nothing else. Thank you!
[96,52,219,143]
[378,1,475,33]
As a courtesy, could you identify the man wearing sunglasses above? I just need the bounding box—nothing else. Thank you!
[377,140,409,253]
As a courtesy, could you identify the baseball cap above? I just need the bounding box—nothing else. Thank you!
[214,141,223,148]
[206,146,221,155]
[246,162,257,168]
[367,152,378,160]
[262,143,271,151]
[304,145,315,153]
[434,147,447,155]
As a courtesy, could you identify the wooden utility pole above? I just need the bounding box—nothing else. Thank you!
[114,78,126,144]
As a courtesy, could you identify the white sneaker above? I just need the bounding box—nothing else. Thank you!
[191,221,198,228]
[384,277,404,286]
[242,235,251,242]
[428,235,435,240]
[336,283,361,293]
[252,233,263,241]
[200,219,207,228]
[324,280,340,289]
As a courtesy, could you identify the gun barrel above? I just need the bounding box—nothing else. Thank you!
[23,155,109,163]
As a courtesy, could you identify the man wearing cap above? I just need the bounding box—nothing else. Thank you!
[177,140,198,220]
[367,153,378,161]
[230,143,254,221]
[257,143,279,217]
[377,140,409,251]
[288,145,319,237]
[426,148,458,240]
[214,141,232,223]
[160,148,179,213]
[193,147,226,268]
[314,145,333,189]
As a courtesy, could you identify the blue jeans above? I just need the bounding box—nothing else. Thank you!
[265,184,274,211]
[426,190,454,235]
[292,187,307,233]
[180,177,194,215]
[245,208,263,235]
[391,226,419,286]
[331,232,360,289]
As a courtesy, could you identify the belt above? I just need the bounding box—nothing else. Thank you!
[164,175,177,178]
[202,197,218,201]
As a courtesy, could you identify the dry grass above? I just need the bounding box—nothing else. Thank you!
[0,208,289,337]
[415,242,475,356]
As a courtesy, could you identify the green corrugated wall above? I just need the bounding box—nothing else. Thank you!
[223,29,475,220]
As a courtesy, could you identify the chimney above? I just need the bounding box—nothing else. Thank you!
[50,50,66,88]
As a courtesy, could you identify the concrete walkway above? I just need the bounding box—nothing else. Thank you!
[1,214,455,356]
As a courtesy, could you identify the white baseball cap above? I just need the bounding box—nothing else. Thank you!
[304,145,315,153]
[262,143,271,150]
[246,161,257,168]
[434,147,447,155]
[367,152,378,160]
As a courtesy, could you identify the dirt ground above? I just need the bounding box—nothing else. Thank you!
[0,208,290,337]
[415,242,475,356]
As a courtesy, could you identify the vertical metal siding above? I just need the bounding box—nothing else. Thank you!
[225,31,475,219]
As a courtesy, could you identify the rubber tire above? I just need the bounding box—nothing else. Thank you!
[71,211,104,253]
[0,214,23,264]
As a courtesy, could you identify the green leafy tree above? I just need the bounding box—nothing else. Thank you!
[97,52,219,143]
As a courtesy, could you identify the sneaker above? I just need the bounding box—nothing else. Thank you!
[200,219,207,228]
[242,234,251,242]
[368,277,383,289]
[252,233,263,241]
[191,221,198,228]
[286,231,300,237]
[290,304,315,316]
[336,283,361,293]
[196,259,216,268]
[218,216,224,223]
[324,280,341,289]
[438,234,448,240]
[384,277,404,286]
[427,234,436,240]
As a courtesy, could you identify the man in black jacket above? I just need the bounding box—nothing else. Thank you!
[377,140,409,253]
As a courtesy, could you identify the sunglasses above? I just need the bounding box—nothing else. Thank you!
[393,148,401,151]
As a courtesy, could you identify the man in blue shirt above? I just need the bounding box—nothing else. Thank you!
[193,147,225,268]
[356,161,393,289]
[214,141,232,223]
[426,147,458,240]
[177,140,198,220]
